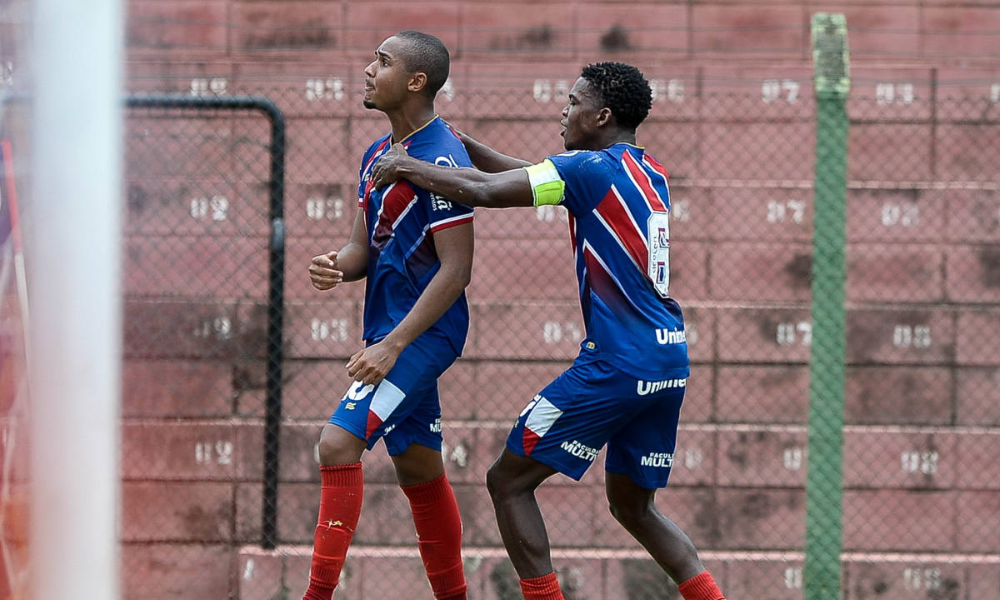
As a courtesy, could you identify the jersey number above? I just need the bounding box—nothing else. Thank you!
[647,211,670,298]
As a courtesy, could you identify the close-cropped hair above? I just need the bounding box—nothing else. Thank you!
[395,30,450,97]
[580,62,653,130]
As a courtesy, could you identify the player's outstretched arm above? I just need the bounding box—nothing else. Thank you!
[453,129,531,173]
[308,209,368,290]
[346,221,474,386]
[371,143,535,209]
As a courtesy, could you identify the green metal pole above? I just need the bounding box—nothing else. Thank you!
[805,13,851,600]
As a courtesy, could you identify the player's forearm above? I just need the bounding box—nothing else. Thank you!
[380,264,470,353]
[396,159,500,208]
[458,133,531,172]
[335,241,368,282]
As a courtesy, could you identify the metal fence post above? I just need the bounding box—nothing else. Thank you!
[805,13,851,600]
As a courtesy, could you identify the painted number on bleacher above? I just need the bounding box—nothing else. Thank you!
[195,441,234,465]
[649,79,685,104]
[305,78,345,102]
[777,321,811,346]
[685,321,699,346]
[440,441,468,468]
[991,84,1000,104]
[533,80,570,104]
[536,204,569,223]
[893,325,932,349]
[311,318,349,342]
[901,450,938,475]
[876,83,914,105]
[190,78,228,97]
[193,316,232,340]
[542,321,582,344]
[903,568,941,591]
[190,195,229,221]
[783,447,804,471]
[677,447,703,470]
[762,79,800,104]
[439,78,455,102]
[671,200,691,222]
[306,196,345,222]
[767,200,806,224]
[881,203,919,227]
[784,567,803,589]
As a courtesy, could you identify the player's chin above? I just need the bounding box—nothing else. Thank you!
[363,99,377,110]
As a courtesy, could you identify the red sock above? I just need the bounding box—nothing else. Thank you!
[519,572,564,600]
[302,463,364,600]
[678,570,726,600]
[401,473,467,600]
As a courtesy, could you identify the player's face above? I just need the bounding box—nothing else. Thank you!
[363,37,411,111]
[560,78,604,151]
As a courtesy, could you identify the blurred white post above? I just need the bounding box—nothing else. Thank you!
[28,0,123,597]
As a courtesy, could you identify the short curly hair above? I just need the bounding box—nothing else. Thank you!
[580,62,652,131]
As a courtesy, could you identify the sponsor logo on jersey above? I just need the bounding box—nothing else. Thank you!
[640,452,674,468]
[655,328,686,345]
[431,194,452,211]
[560,440,599,462]
[636,378,686,396]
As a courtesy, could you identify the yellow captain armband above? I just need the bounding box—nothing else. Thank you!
[523,159,566,207]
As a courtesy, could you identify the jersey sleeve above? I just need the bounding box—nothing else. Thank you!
[526,150,614,216]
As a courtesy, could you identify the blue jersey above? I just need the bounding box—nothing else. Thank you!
[356,117,475,355]
[525,143,689,379]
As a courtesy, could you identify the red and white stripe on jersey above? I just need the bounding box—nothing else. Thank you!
[522,396,563,456]
[582,240,639,305]
[429,212,474,233]
[622,149,668,213]
[359,138,393,209]
[642,153,670,185]
[373,181,419,241]
[365,379,407,438]
[593,185,649,273]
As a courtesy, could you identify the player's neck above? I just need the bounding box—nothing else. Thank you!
[386,104,437,144]
[601,130,637,149]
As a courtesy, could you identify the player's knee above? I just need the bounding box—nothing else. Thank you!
[607,496,648,530]
[317,427,364,466]
[485,462,507,498]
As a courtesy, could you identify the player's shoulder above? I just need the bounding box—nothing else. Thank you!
[361,133,392,162]
[409,118,472,166]
[546,148,616,181]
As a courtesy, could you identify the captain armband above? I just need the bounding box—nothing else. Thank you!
[523,159,566,207]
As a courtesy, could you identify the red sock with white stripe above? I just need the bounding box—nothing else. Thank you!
[302,463,364,600]
[519,572,565,600]
[401,473,467,600]
[678,570,726,600]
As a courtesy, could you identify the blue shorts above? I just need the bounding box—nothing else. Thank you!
[329,334,457,456]
[507,356,686,490]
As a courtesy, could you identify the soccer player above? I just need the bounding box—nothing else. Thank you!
[369,62,726,600]
[302,31,473,600]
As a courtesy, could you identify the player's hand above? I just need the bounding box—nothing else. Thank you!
[309,250,343,291]
[346,339,402,387]
[370,142,410,189]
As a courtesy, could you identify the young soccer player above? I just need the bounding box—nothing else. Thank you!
[302,31,473,600]
[370,62,726,600]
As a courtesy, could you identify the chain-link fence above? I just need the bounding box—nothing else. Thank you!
[119,62,1000,599]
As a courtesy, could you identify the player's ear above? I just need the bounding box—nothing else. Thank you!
[595,107,613,127]
[408,72,428,95]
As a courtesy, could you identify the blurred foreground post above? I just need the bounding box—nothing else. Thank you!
[805,12,850,600]
[28,0,124,598]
